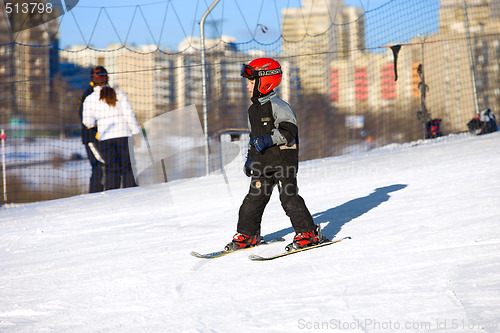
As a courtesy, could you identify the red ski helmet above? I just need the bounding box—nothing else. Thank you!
[241,58,282,95]
[90,66,108,85]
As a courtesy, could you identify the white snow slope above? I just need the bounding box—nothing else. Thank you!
[1,132,500,333]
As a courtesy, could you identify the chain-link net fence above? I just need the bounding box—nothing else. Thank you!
[1,0,499,203]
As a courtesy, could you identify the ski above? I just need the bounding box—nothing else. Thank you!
[248,236,351,261]
[190,237,286,259]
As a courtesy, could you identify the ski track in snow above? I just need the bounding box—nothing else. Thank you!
[1,132,499,332]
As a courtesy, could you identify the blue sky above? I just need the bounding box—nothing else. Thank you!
[57,0,438,51]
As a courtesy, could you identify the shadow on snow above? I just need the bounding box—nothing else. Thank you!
[263,184,407,241]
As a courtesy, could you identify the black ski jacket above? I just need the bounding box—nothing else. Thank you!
[248,91,299,176]
[78,85,98,144]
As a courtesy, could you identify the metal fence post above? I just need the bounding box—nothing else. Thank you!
[200,0,220,176]
[1,129,7,204]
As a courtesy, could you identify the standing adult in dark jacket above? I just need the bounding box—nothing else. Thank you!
[78,66,107,193]
[226,58,320,252]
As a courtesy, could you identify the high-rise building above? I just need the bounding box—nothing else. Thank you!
[281,0,341,95]
[176,36,247,133]
[440,0,500,33]
[281,0,364,94]
[0,10,14,123]
[0,0,59,127]
[439,0,500,117]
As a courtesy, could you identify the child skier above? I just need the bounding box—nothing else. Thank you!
[226,57,321,252]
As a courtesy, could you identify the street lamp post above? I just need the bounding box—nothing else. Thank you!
[200,0,220,176]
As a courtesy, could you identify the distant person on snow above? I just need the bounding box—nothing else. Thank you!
[82,67,141,190]
[225,57,322,252]
[78,66,107,193]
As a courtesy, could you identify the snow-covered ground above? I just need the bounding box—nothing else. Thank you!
[1,132,499,332]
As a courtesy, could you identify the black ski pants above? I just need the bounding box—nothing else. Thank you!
[237,171,315,236]
[99,137,137,190]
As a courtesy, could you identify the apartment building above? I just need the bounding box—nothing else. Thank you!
[440,0,500,33]
[0,3,59,128]
[439,0,500,111]
[62,36,247,135]
[323,0,500,135]
[281,0,364,94]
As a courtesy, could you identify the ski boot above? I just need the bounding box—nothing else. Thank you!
[285,224,327,252]
[224,232,259,252]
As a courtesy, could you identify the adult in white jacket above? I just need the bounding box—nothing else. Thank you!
[83,84,141,190]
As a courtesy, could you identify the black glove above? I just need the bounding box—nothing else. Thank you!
[251,134,273,152]
[244,153,253,177]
